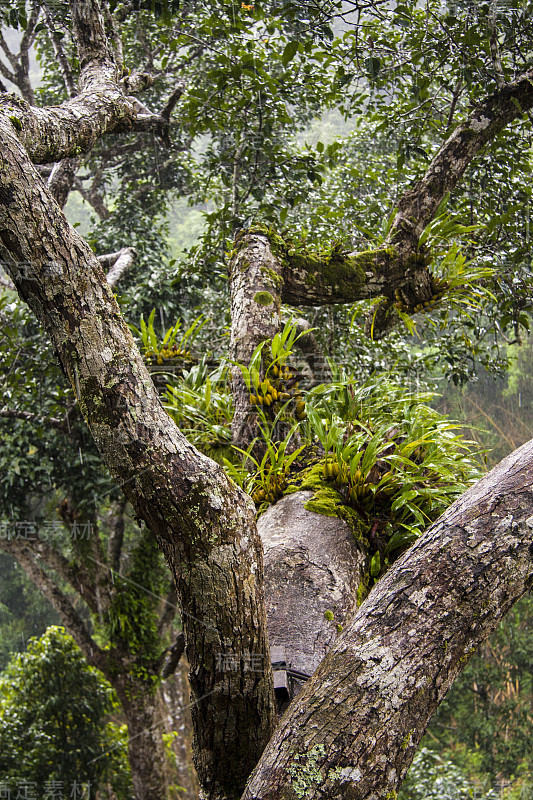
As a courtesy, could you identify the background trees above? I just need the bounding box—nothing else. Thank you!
[0,626,131,799]
[0,1,532,799]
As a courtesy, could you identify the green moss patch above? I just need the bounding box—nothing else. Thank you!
[253,290,275,306]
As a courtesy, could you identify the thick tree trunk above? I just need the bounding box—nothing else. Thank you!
[242,438,533,798]
[229,230,283,448]
[0,116,276,800]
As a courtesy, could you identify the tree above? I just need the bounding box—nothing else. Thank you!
[0,2,532,799]
[0,626,131,798]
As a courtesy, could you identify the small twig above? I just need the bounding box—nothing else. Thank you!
[445,77,463,132]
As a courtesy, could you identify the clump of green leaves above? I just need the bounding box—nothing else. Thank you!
[102,530,170,686]
[224,410,306,506]
[164,361,234,463]
[130,310,205,365]
[239,319,308,419]
[156,319,482,578]
[0,627,131,798]
[300,373,483,572]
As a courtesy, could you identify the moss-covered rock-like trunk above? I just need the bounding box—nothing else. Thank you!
[0,117,276,800]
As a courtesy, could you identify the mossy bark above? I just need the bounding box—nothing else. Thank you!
[280,245,394,306]
[0,117,276,800]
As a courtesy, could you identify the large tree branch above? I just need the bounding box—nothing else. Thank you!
[0,77,156,165]
[106,496,127,573]
[229,231,283,448]
[0,114,275,799]
[245,68,533,316]
[99,246,137,286]
[0,1,158,164]
[389,66,533,245]
[242,437,533,798]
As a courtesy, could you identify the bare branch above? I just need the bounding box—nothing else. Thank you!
[0,51,15,86]
[27,534,101,614]
[158,583,179,635]
[160,632,185,679]
[100,247,137,286]
[43,0,78,99]
[390,67,533,243]
[106,497,127,573]
[47,156,82,208]
[161,78,188,121]
[0,30,17,71]
[73,174,110,218]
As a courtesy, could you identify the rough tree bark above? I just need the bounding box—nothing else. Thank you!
[258,492,366,678]
[0,112,276,798]
[229,230,283,448]
[0,5,276,796]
